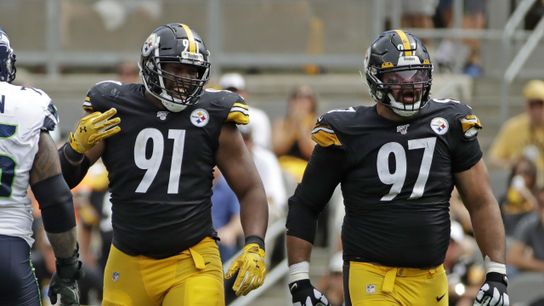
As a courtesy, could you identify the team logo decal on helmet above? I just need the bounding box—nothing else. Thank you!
[142,33,159,57]
[430,117,449,135]
[363,29,432,117]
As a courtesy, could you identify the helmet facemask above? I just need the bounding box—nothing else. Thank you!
[374,68,432,117]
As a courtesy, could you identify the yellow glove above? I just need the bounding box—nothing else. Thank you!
[70,108,121,154]
[225,243,266,296]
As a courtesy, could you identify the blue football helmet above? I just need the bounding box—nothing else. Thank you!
[0,28,16,83]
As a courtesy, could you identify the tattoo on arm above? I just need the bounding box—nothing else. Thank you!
[30,132,62,185]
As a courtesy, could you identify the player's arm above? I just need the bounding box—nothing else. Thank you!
[216,123,268,296]
[286,145,345,306]
[30,132,82,305]
[454,159,509,306]
[59,108,120,188]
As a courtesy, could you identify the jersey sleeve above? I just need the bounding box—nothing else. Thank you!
[82,80,122,113]
[311,112,343,147]
[27,87,58,132]
[225,95,249,125]
[450,104,483,172]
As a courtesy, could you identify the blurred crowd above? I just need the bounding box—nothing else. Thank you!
[14,1,544,305]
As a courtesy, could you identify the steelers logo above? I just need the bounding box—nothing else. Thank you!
[430,117,449,135]
[190,109,209,127]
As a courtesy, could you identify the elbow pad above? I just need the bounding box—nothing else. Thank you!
[31,174,76,233]
[58,143,91,189]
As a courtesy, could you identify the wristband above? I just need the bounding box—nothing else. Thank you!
[288,261,310,284]
[245,235,265,250]
[484,255,507,275]
[63,143,85,164]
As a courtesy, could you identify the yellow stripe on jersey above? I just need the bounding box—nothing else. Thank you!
[460,114,482,132]
[226,102,249,124]
[460,114,482,138]
[311,124,342,147]
[395,29,413,56]
[83,96,94,111]
[180,23,196,53]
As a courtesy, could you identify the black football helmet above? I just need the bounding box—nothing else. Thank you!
[363,29,432,117]
[0,27,16,83]
[140,23,210,112]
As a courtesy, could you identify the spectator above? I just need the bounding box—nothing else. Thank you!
[211,168,243,263]
[507,186,544,274]
[116,60,140,84]
[272,85,318,182]
[434,0,488,77]
[488,80,544,175]
[211,168,243,305]
[401,0,439,46]
[445,221,484,306]
[93,0,162,31]
[500,157,538,236]
[239,124,287,224]
[219,72,272,149]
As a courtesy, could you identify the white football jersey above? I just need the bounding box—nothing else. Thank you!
[0,82,58,246]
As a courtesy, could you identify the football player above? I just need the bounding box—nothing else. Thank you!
[0,27,82,305]
[286,30,509,306]
[58,23,268,306]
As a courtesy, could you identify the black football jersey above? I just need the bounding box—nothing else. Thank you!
[83,82,249,258]
[289,98,483,268]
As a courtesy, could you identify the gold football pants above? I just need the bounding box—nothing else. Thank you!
[346,262,448,306]
[102,237,225,306]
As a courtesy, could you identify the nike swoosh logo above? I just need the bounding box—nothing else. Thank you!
[436,293,446,302]
[290,283,298,291]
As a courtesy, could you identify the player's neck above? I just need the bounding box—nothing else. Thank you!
[375,103,411,122]
[144,91,167,111]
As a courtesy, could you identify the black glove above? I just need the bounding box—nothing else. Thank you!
[48,249,83,306]
[289,279,331,306]
[473,272,509,306]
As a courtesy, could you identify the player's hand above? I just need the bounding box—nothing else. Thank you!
[289,279,331,306]
[225,243,266,296]
[473,272,509,306]
[48,251,83,306]
[69,108,121,153]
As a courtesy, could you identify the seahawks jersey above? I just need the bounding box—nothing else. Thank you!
[83,81,249,258]
[290,99,482,268]
[0,82,58,246]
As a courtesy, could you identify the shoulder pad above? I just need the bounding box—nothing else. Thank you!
[83,80,123,112]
